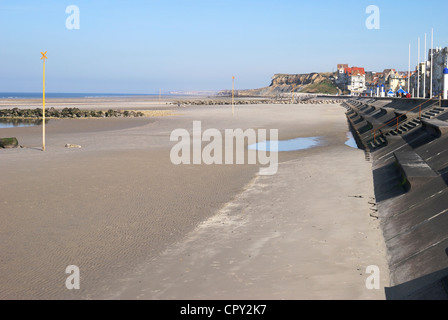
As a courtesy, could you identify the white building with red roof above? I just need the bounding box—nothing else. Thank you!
[343,67,366,95]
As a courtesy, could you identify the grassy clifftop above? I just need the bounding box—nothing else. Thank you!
[222,72,339,97]
[300,78,339,95]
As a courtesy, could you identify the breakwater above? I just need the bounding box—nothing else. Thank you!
[171,98,345,106]
[0,107,145,119]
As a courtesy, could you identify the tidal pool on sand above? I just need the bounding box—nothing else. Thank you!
[0,119,48,129]
[248,136,321,152]
[345,131,359,149]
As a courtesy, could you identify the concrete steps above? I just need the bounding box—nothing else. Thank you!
[368,134,388,150]
[382,102,447,138]
[345,99,448,152]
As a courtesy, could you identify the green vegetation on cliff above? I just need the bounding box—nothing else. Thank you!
[300,79,339,95]
[230,72,339,97]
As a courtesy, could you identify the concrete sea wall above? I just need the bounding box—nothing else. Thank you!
[344,97,448,300]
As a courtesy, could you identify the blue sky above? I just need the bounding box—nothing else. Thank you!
[1,0,447,94]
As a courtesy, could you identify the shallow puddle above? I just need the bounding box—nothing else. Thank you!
[345,131,359,149]
[248,136,321,152]
[0,119,48,129]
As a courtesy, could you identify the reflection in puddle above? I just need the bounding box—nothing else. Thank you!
[0,119,48,129]
[248,136,321,152]
[345,131,359,149]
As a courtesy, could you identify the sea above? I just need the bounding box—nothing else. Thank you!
[0,92,160,128]
[0,92,159,99]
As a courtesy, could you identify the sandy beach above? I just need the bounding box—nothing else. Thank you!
[0,99,389,299]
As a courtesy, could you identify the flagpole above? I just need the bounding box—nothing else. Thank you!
[424,33,427,98]
[43,59,45,151]
[417,37,420,98]
[408,43,411,94]
[430,28,434,98]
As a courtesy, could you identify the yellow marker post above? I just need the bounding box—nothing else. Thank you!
[41,51,47,151]
[232,76,235,116]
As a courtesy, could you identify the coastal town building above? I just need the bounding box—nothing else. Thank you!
[346,68,366,95]
[406,46,448,98]
[402,71,415,95]
[410,62,426,97]
[335,64,349,86]
[334,47,448,98]
[387,70,407,92]
[335,46,448,97]
[335,65,366,95]
[365,69,407,96]
[365,71,375,83]
[364,72,377,96]
[428,47,448,97]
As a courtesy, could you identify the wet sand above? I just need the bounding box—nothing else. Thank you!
[0,101,389,299]
[0,95,187,110]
